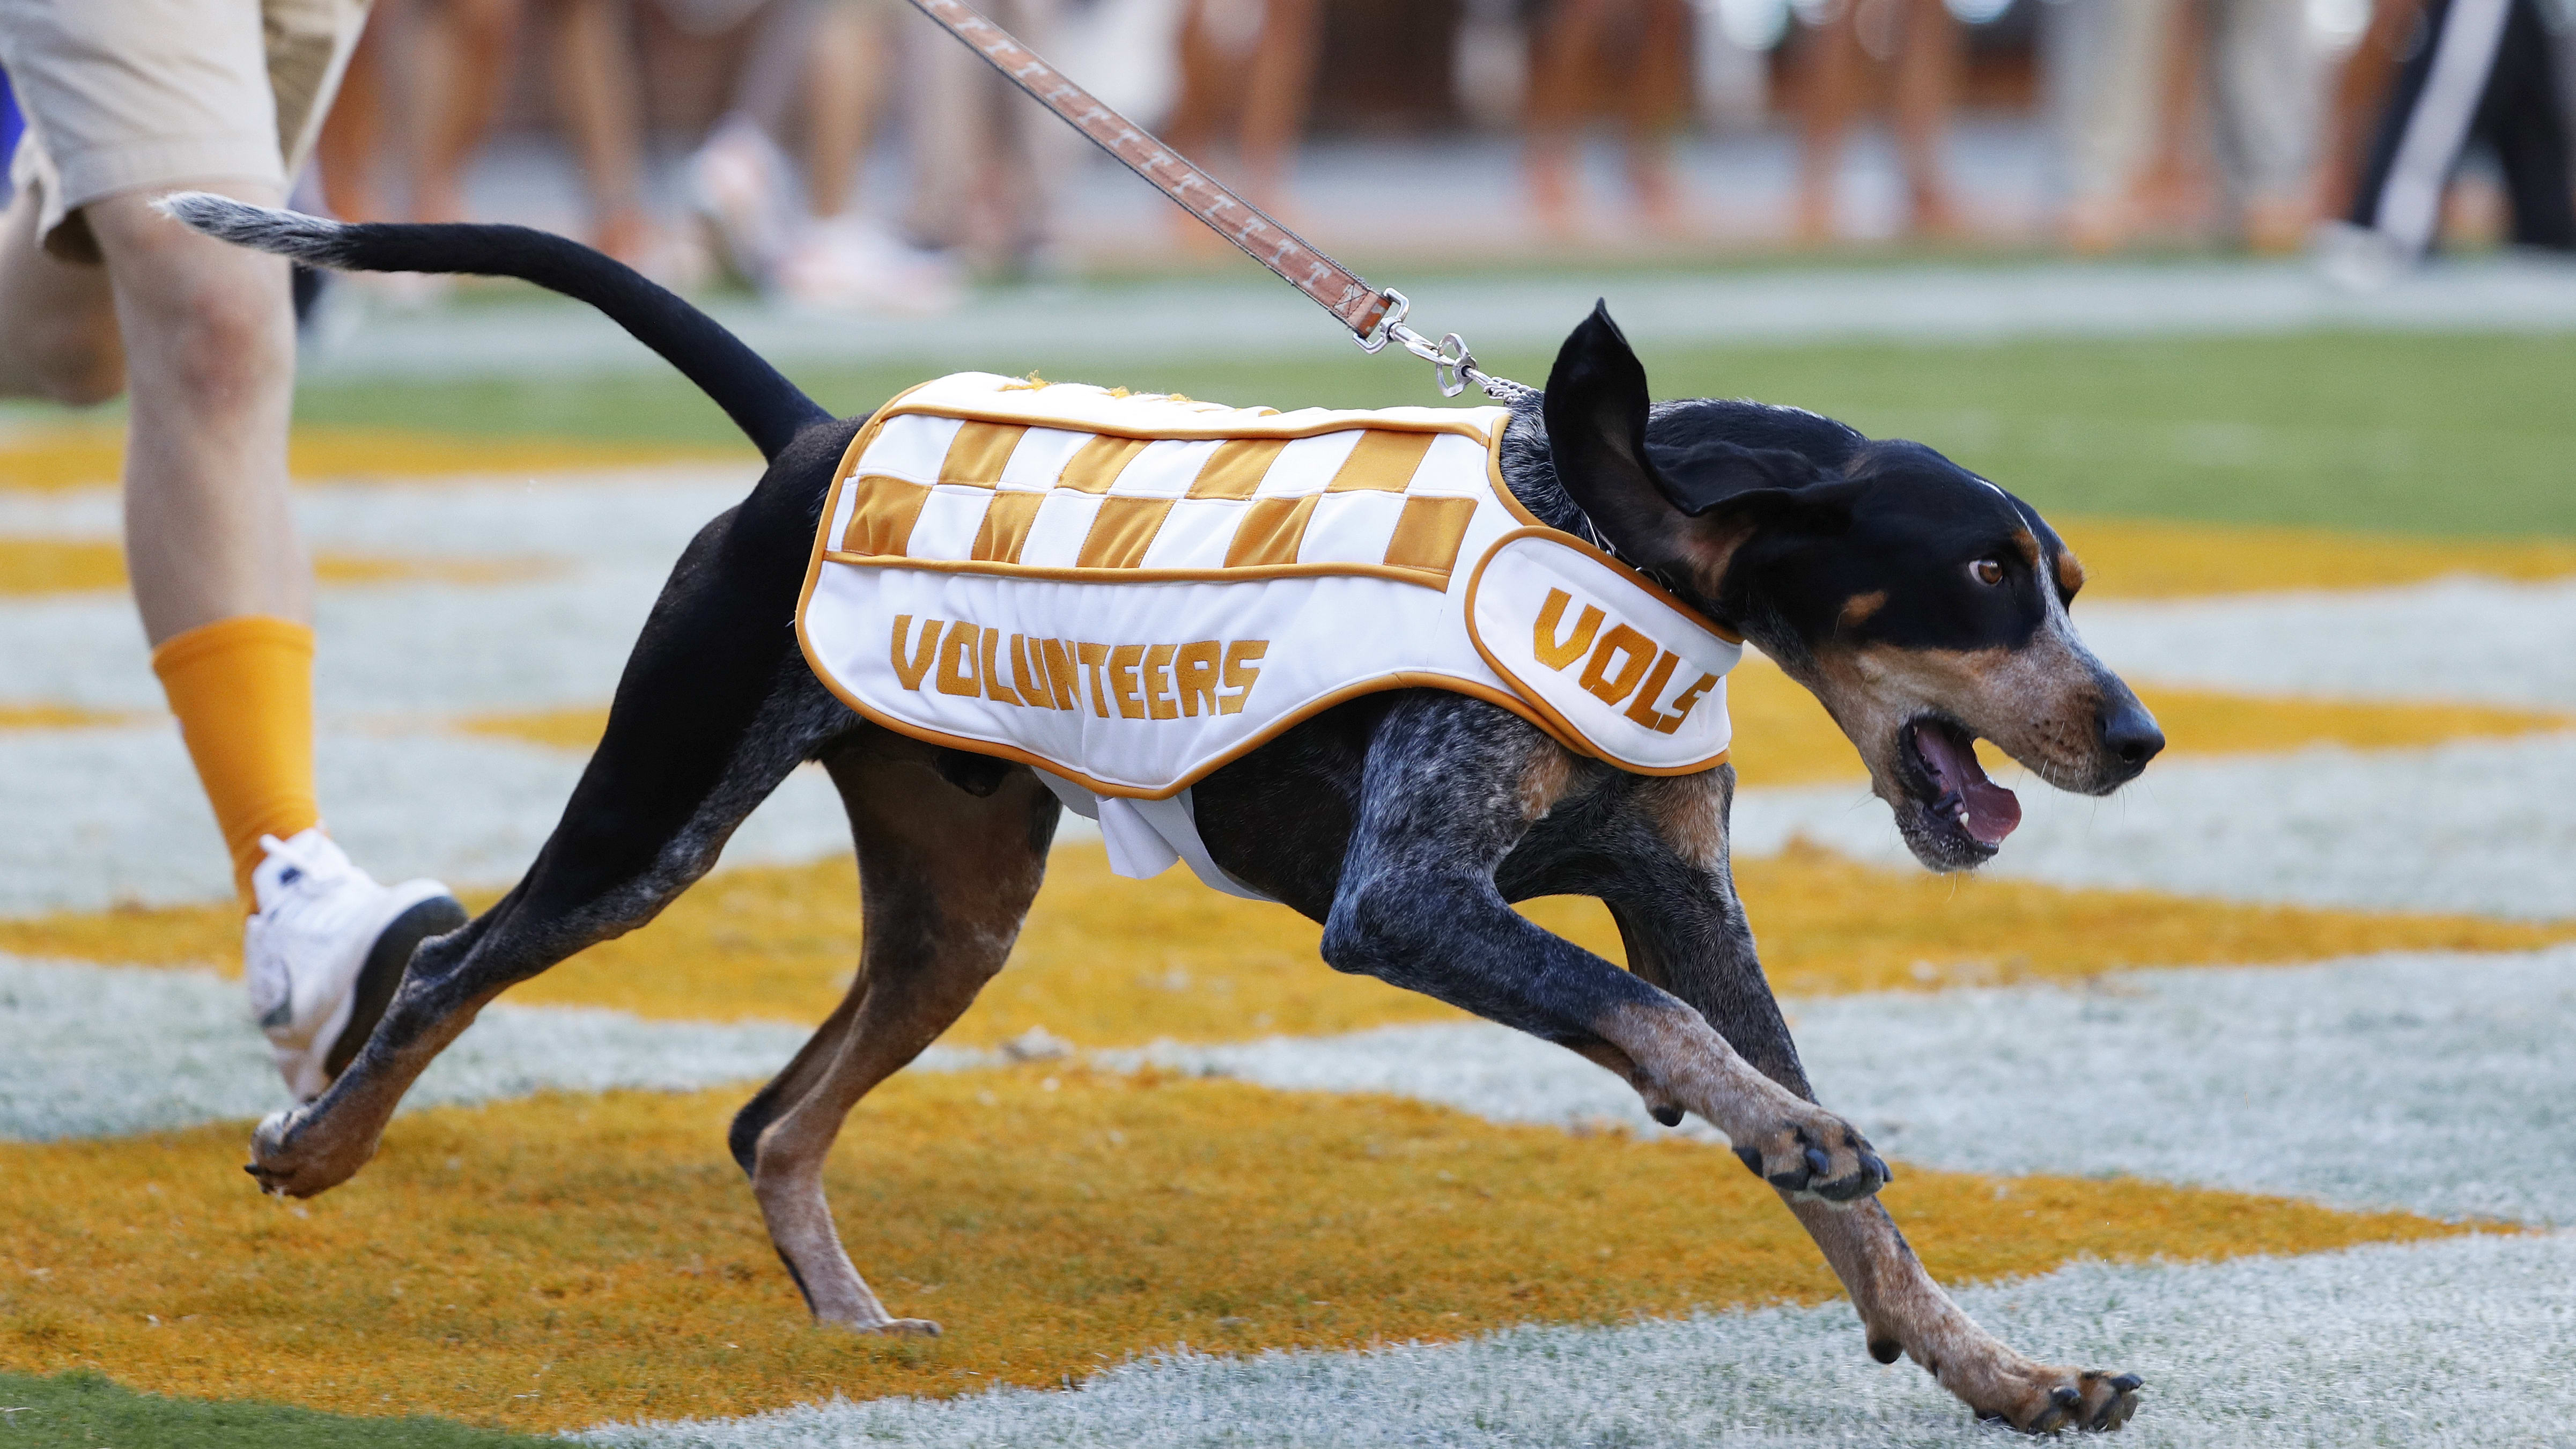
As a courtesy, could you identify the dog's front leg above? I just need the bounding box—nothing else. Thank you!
[1319,695,1886,1202]
[1595,769,2142,1434]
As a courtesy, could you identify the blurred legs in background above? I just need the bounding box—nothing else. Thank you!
[1523,0,1696,242]
[1164,0,1322,249]
[689,0,962,312]
[552,0,655,263]
[409,0,523,226]
[2326,0,2573,280]
[2048,0,2320,253]
[905,0,1067,277]
[314,4,396,223]
[1792,0,1961,242]
[407,0,660,268]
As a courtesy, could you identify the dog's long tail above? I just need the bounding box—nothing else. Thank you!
[158,193,830,464]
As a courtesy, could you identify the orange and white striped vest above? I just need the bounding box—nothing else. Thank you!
[795,373,1742,895]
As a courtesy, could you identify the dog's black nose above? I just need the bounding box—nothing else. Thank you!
[2100,698,2165,774]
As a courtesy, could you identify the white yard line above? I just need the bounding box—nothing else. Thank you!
[0,474,744,715]
[580,1230,2576,1449]
[2076,575,2576,708]
[0,469,748,556]
[0,953,992,1142]
[1120,946,2576,1225]
[0,567,681,715]
[0,725,860,914]
[1732,732,2576,920]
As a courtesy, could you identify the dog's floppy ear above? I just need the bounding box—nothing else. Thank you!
[1544,302,1841,580]
[1544,303,1697,572]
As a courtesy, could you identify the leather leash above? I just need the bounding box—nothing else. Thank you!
[902,0,1531,401]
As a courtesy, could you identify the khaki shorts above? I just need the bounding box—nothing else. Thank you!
[0,0,369,262]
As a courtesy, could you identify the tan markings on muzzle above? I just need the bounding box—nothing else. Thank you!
[2055,551,2087,598]
[1804,636,2111,796]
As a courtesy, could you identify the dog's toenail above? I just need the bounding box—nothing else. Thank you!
[1733,1146,1763,1175]
[2110,1373,2142,1393]
[2051,1386,2082,1409]
[1649,1104,1682,1127]
[1868,1337,1902,1364]
[1863,1152,1890,1182]
[1804,1146,1833,1177]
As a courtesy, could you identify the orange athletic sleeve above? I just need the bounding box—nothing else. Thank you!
[149,615,323,913]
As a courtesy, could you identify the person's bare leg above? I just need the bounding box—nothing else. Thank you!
[0,187,123,404]
[1795,0,1864,244]
[1162,0,1235,253]
[1524,0,1612,242]
[547,0,652,264]
[2132,0,2210,240]
[79,186,307,640]
[1238,0,1321,213]
[1619,0,1691,235]
[316,12,394,223]
[411,0,523,224]
[1893,0,1961,237]
[802,3,883,220]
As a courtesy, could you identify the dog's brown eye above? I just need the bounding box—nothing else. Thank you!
[1970,558,2005,586]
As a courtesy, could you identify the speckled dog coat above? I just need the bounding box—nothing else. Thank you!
[798,373,1743,896]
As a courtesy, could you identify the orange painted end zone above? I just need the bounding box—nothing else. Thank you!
[0,1072,2473,1433]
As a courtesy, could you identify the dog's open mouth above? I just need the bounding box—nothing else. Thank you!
[1901,717,2021,848]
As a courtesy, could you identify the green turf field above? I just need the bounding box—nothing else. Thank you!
[0,1370,540,1448]
[286,329,2576,539]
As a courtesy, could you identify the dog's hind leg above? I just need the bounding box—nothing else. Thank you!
[727,734,1057,1334]
[247,451,861,1198]
[1593,769,2142,1435]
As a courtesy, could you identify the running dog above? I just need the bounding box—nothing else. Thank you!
[169,195,2160,1435]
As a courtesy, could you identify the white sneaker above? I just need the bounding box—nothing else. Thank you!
[689,113,799,285]
[773,216,964,316]
[2314,220,2410,292]
[245,828,467,1103]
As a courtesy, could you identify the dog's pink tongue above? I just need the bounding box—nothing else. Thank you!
[1917,727,2023,845]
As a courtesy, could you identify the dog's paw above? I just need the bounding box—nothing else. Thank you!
[832,1316,941,1338]
[1973,1367,2144,1435]
[243,1104,375,1200]
[1729,1109,1889,1203]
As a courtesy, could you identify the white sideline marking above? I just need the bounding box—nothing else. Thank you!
[0,726,861,915]
[579,1231,2576,1448]
[2078,575,2576,709]
[1731,732,2576,921]
[0,953,986,1142]
[1121,947,2576,1225]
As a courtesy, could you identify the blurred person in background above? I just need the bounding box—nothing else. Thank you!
[1523,0,1697,241]
[423,0,659,265]
[1164,0,1320,249]
[316,0,667,271]
[0,0,467,1101]
[2046,0,2322,252]
[313,10,395,224]
[689,0,962,311]
[1792,0,1962,241]
[903,0,1068,276]
[2319,0,2572,279]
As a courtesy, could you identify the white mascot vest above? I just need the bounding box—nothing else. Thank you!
[796,373,1743,899]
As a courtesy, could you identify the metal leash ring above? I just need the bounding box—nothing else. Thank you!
[1354,289,1489,399]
